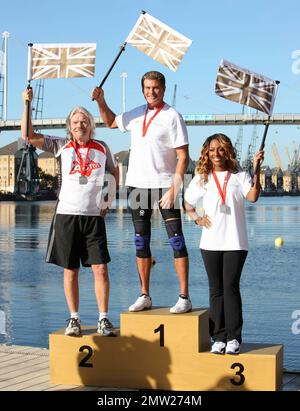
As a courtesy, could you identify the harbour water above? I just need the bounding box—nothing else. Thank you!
[0,197,299,371]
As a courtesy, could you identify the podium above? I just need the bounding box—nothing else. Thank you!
[49,308,283,390]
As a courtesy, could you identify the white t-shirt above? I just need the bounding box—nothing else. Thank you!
[115,103,189,188]
[184,171,252,250]
[43,136,117,216]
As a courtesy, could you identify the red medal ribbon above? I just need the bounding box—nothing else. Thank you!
[72,140,91,176]
[142,103,165,137]
[212,171,230,205]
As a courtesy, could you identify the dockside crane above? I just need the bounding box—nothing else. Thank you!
[292,141,299,169]
[242,110,259,174]
[16,80,45,196]
[271,143,283,170]
[285,147,292,168]
[271,143,284,192]
[234,106,244,164]
[290,141,299,192]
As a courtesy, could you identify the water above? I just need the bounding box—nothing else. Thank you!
[0,197,299,371]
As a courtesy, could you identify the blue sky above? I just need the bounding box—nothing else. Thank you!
[1,0,300,168]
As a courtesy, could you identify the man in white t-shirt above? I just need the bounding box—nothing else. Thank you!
[92,71,192,314]
[22,88,119,337]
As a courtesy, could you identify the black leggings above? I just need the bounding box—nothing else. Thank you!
[201,249,248,343]
[128,187,188,259]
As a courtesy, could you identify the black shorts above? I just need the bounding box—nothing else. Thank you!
[46,214,111,269]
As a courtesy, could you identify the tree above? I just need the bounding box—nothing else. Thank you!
[38,168,58,192]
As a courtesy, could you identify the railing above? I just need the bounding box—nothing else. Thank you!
[1,113,300,131]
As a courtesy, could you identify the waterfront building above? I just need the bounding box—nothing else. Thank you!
[38,151,58,177]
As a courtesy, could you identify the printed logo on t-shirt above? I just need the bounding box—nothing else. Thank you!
[69,159,101,176]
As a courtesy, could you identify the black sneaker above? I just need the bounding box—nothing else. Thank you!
[97,318,116,337]
[64,318,81,336]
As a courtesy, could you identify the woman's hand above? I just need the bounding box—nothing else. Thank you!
[253,149,264,172]
[195,214,211,228]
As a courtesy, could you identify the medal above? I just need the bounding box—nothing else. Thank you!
[142,103,165,137]
[72,141,91,186]
[220,204,227,213]
[79,175,88,185]
[212,171,231,215]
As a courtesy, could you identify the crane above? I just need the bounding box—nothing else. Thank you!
[292,141,299,167]
[32,79,45,120]
[271,143,284,192]
[244,110,259,174]
[16,80,44,196]
[234,106,244,163]
[285,147,292,168]
[271,143,283,170]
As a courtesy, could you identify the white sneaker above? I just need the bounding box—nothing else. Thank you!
[211,341,226,354]
[226,339,240,354]
[128,294,152,312]
[97,318,116,337]
[169,295,192,314]
[64,318,81,336]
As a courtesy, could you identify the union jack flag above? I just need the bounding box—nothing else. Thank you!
[126,12,192,72]
[28,43,96,80]
[215,60,278,115]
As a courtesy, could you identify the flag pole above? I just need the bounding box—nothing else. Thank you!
[94,10,146,92]
[26,43,33,144]
[92,42,127,101]
[251,80,280,185]
[98,42,127,88]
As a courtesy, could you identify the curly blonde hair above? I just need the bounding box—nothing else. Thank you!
[195,133,240,182]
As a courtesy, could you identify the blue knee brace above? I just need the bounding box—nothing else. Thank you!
[169,234,186,251]
[165,219,188,258]
[134,234,150,251]
[133,220,151,258]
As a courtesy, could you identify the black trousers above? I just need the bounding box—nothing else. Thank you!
[201,249,248,343]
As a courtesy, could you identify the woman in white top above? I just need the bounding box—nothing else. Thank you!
[184,133,263,354]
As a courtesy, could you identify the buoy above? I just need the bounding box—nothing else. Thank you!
[275,237,284,247]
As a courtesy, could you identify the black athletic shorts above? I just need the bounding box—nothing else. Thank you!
[46,214,111,269]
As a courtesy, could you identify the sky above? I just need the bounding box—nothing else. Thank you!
[1,0,300,169]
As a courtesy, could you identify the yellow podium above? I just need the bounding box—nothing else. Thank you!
[49,308,283,391]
